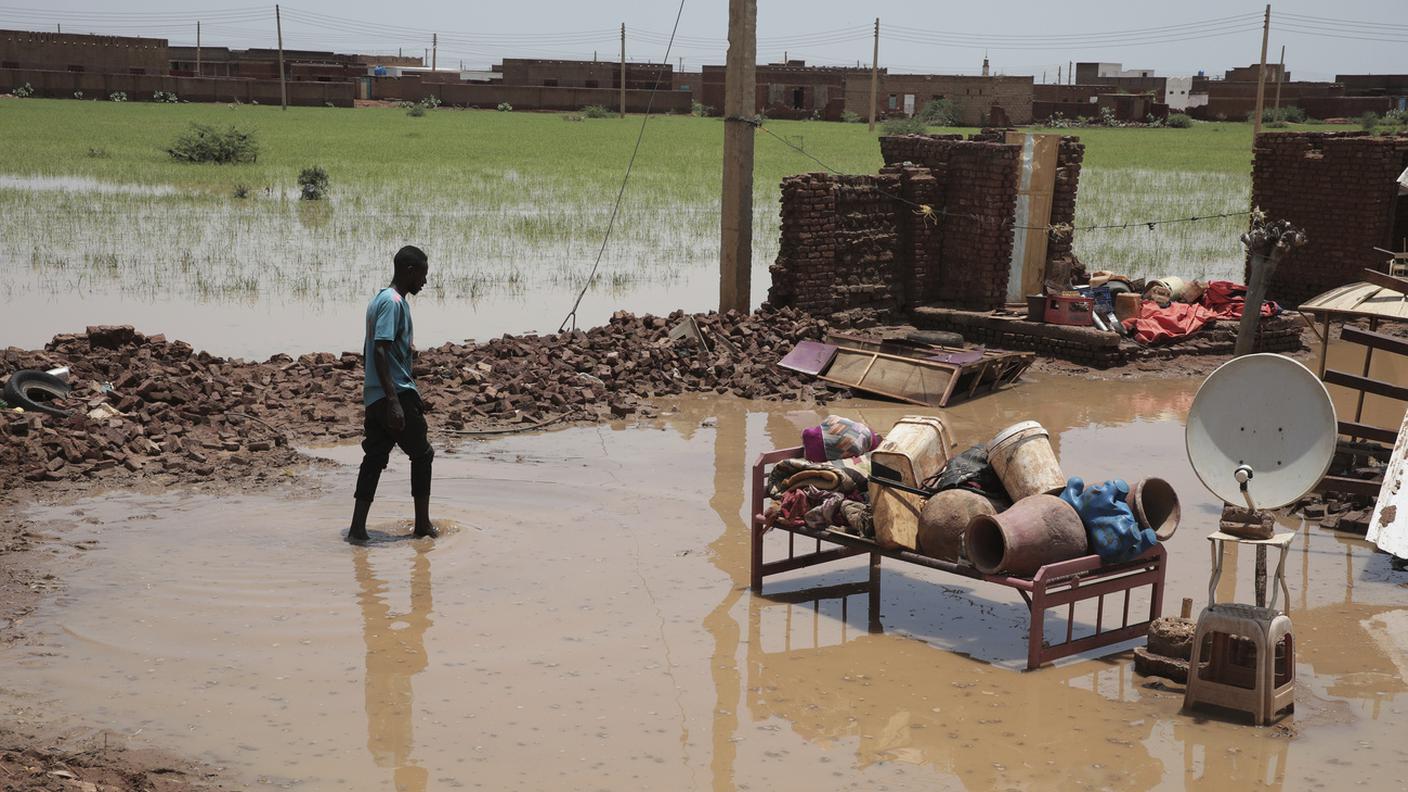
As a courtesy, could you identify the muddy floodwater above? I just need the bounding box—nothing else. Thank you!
[5,375,1408,791]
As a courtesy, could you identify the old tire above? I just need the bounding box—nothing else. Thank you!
[3,370,72,417]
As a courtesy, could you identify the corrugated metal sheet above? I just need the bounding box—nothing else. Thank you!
[1300,282,1408,322]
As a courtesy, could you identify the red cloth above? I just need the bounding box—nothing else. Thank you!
[1122,281,1279,345]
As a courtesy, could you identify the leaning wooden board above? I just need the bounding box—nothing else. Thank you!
[1367,407,1408,558]
[819,344,1034,407]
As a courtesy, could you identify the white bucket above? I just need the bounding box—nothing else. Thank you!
[988,421,1066,501]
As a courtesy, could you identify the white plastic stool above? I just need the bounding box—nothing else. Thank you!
[1184,531,1296,725]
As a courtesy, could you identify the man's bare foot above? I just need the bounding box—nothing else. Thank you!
[347,527,370,543]
[413,523,438,539]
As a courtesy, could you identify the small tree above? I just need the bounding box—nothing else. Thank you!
[918,98,958,126]
[496,102,512,112]
[1360,111,1380,131]
[690,100,713,117]
[166,123,259,164]
[581,104,617,118]
[12,82,33,97]
[881,116,928,135]
[1166,113,1193,128]
[297,166,330,200]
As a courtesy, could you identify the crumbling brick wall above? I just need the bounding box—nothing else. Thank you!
[769,173,903,323]
[879,134,1020,309]
[1047,136,1086,285]
[1251,131,1408,306]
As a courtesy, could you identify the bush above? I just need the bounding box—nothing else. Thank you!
[152,90,179,104]
[690,100,713,117]
[1165,113,1193,128]
[166,123,259,164]
[1360,111,1380,131]
[840,109,862,123]
[1258,106,1305,124]
[232,183,250,199]
[297,166,329,200]
[496,102,512,112]
[406,103,426,117]
[85,147,109,159]
[12,82,32,98]
[420,95,441,109]
[918,98,959,126]
[881,115,928,135]
[580,104,617,119]
[109,91,127,102]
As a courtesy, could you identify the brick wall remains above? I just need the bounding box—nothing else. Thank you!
[1251,131,1408,306]
[879,134,1020,309]
[1047,136,1086,285]
[768,173,903,324]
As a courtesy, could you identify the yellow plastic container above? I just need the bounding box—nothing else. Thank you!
[987,420,1065,501]
[870,415,955,551]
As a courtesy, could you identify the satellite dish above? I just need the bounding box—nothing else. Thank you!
[1186,353,1336,510]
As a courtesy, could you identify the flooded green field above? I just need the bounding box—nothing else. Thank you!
[0,100,1259,356]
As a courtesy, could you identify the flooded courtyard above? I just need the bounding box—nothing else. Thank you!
[5,376,1406,791]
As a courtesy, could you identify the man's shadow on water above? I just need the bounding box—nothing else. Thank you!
[353,538,434,792]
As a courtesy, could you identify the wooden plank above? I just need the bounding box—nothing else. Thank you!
[1339,420,1402,444]
[1340,326,1408,358]
[1316,475,1384,497]
[1362,268,1408,295]
[1324,370,1408,402]
[1368,409,1408,558]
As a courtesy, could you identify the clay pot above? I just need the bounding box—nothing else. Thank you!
[965,494,1088,577]
[1126,477,1180,540]
[918,489,997,563]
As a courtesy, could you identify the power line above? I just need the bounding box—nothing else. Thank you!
[558,0,686,334]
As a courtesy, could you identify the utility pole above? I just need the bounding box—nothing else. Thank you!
[1068,60,1073,84]
[56,23,60,33]
[196,21,201,76]
[1252,4,1271,136]
[867,18,879,131]
[720,0,756,314]
[275,4,287,111]
[432,33,437,72]
[620,23,626,117]
[1274,44,1285,110]
[1057,65,1062,85]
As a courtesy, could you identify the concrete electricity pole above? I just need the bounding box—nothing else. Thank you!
[1252,4,1271,136]
[620,23,627,117]
[1274,45,1285,110]
[196,21,201,76]
[275,4,287,110]
[432,33,437,72]
[867,18,879,131]
[720,0,756,314]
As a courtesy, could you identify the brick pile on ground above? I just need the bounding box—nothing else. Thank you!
[1,307,834,489]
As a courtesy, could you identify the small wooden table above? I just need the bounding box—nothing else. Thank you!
[1206,531,1295,612]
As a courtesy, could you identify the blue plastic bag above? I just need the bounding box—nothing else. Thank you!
[1059,477,1158,564]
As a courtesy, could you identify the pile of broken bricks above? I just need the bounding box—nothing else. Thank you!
[1,306,838,490]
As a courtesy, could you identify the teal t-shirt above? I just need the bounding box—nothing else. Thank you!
[363,287,417,406]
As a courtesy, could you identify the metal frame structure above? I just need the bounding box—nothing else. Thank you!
[750,446,1167,670]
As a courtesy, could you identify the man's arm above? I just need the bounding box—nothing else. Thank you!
[374,340,404,434]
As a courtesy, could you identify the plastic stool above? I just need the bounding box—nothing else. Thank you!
[1184,603,1295,725]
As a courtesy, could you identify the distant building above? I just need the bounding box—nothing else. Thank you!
[0,29,167,74]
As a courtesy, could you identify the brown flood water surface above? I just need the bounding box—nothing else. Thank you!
[5,374,1408,791]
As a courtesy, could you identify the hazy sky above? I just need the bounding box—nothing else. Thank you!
[10,2,1404,82]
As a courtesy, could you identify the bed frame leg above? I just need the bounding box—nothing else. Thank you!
[1027,583,1047,671]
[750,520,764,593]
[868,552,882,632]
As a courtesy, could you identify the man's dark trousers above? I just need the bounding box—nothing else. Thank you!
[354,390,433,501]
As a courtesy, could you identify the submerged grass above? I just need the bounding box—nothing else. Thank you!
[0,99,1260,309]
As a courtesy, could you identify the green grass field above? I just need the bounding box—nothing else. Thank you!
[0,98,1262,313]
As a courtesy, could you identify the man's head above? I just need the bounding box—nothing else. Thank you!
[393,245,429,295]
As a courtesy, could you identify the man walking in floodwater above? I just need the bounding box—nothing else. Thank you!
[348,245,436,542]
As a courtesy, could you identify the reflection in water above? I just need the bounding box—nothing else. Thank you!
[354,543,434,792]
